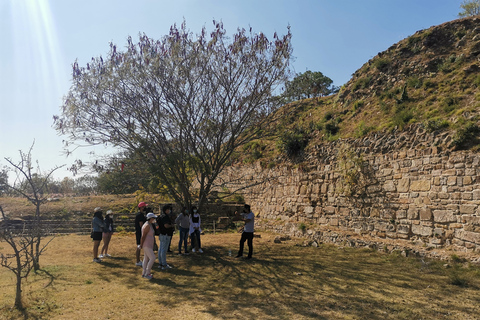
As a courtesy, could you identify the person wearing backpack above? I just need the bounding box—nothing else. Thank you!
[156,204,174,269]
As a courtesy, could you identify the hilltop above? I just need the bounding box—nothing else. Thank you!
[257,16,480,163]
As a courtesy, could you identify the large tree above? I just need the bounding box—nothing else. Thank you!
[459,0,480,17]
[54,21,292,210]
[283,70,337,102]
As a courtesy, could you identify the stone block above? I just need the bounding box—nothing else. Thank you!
[397,178,410,192]
[397,224,411,234]
[462,193,473,200]
[447,176,457,186]
[463,176,473,185]
[410,180,431,192]
[412,224,433,237]
[460,205,477,215]
[383,180,396,192]
[455,230,480,244]
[324,206,336,214]
[329,218,339,226]
[420,208,432,221]
[304,206,314,214]
[433,210,457,223]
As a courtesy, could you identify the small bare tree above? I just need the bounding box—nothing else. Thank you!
[2,143,63,271]
[0,205,54,309]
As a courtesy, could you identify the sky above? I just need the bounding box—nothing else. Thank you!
[0,0,462,182]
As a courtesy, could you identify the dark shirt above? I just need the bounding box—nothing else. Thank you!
[135,212,146,235]
[104,216,114,232]
[157,213,174,236]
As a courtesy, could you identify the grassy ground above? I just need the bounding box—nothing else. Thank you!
[1,232,480,320]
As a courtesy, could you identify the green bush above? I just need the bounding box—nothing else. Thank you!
[325,122,340,136]
[352,76,371,91]
[424,119,449,132]
[278,131,309,159]
[453,122,480,149]
[374,57,391,72]
[353,100,365,112]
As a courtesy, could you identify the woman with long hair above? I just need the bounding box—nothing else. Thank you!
[91,207,105,263]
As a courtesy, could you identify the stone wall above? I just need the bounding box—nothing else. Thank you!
[220,125,480,257]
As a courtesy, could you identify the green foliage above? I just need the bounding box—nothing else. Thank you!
[424,119,450,132]
[353,100,365,112]
[407,76,423,89]
[453,122,480,149]
[354,121,375,138]
[283,70,337,102]
[277,129,309,159]
[324,121,340,136]
[298,222,307,232]
[458,0,480,17]
[392,109,414,128]
[373,57,391,72]
[442,96,461,113]
[352,76,371,91]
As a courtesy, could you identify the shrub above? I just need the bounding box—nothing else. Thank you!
[407,76,422,89]
[278,131,309,159]
[453,122,480,149]
[374,57,391,72]
[353,100,365,112]
[325,122,340,136]
[424,119,449,132]
[352,76,371,91]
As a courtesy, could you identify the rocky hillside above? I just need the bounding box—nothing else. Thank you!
[267,16,480,162]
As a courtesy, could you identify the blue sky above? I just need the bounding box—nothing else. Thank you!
[0,0,462,181]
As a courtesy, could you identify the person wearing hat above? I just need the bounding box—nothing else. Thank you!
[134,202,148,266]
[100,210,115,258]
[140,212,157,280]
[91,207,105,263]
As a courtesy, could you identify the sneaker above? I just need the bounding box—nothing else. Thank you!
[164,264,173,269]
[158,265,164,269]
[183,251,190,255]
[192,248,196,253]
[93,258,101,263]
[105,254,112,257]
[198,249,204,253]
[135,261,143,267]
[144,274,153,280]
[98,254,104,258]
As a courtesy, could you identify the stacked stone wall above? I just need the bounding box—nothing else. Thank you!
[220,125,480,256]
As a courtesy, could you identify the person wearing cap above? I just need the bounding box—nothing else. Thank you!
[157,204,174,269]
[91,207,105,263]
[135,202,148,266]
[140,212,157,280]
[100,210,115,258]
[235,204,255,260]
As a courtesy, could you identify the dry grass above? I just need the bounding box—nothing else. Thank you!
[1,232,480,319]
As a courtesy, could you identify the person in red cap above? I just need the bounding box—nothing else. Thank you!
[134,202,148,266]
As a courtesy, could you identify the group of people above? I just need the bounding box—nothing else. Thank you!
[91,207,115,263]
[91,202,255,280]
[135,202,206,279]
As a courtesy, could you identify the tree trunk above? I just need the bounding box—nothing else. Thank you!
[14,257,23,309]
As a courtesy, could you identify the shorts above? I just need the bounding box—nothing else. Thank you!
[92,231,103,241]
